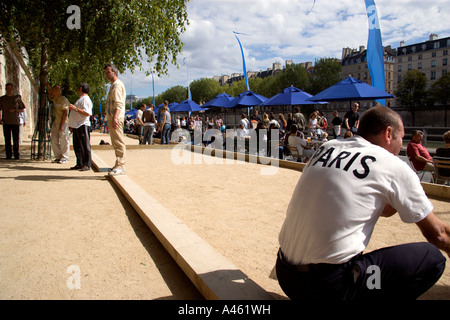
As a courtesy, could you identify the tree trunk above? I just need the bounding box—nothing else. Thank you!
[35,19,50,160]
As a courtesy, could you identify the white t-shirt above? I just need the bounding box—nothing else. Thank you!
[240,118,249,130]
[136,109,143,124]
[68,95,92,129]
[278,135,433,265]
[288,135,315,158]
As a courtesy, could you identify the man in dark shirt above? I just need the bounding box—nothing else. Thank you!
[344,102,360,134]
[0,83,26,160]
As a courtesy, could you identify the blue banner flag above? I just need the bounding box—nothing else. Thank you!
[233,31,250,91]
[365,0,386,105]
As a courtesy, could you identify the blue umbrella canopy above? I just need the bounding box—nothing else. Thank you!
[306,76,395,102]
[201,93,234,108]
[225,90,268,109]
[171,99,206,112]
[156,102,179,113]
[125,108,138,119]
[259,86,326,106]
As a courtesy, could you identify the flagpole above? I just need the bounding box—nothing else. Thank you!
[184,57,192,100]
[233,31,250,92]
[151,72,155,106]
[130,79,133,110]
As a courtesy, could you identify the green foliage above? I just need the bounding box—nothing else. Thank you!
[308,57,342,94]
[430,72,450,105]
[0,0,189,94]
[395,69,428,109]
[190,78,222,104]
[159,85,188,104]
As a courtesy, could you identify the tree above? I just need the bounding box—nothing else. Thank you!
[308,58,342,94]
[274,63,310,93]
[430,72,450,127]
[160,85,188,104]
[190,78,222,104]
[0,0,189,158]
[395,70,428,126]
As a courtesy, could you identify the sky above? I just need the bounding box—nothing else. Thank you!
[119,0,450,101]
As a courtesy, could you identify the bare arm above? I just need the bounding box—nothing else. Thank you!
[69,103,90,117]
[380,203,397,217]
[416,212,450,258]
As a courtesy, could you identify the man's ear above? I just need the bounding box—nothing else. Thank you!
[384,126,394,144]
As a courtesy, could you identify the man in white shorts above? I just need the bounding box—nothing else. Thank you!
[276,106,450,300]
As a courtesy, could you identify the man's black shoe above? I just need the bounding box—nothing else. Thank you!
[70,165,82,170]
[79,166,90,171]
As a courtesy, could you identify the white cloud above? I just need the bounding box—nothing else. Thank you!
[122,0,450,99]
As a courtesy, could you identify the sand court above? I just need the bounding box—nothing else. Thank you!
[0,130,448,300]
[94,144,450,300]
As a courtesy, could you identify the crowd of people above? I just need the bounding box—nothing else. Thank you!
[0,64,128,176]
[123,100,365,163]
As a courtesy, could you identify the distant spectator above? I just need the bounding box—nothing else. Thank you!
[407,130,434,172]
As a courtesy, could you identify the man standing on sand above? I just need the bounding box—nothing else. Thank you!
[136,103,146,144]
[47,84,70,164]
[104,64,126,176]
[344,102,360,134]
[0,83,25,160]
[276,106,450,300]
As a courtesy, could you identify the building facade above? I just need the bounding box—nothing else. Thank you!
[395,33,449,92]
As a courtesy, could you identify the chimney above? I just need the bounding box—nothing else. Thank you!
[400,40,405,47]
[429,33,438,41]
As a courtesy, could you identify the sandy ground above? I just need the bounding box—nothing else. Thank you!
[0,132,202,300]
[93,133,450,300]
[1,130,449,300]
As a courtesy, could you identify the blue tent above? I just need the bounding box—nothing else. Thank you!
[201,93,234,108]
[225,90,268,109]
[156,102,179,113]
[125,108,138,119]
[171,99,206,112]
[306,76,394,102]
[259,86,327,106]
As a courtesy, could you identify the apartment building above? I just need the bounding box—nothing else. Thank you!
[395,33,449,91]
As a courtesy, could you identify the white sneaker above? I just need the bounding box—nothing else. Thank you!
[108,168,126,176]
[58,158,68,164]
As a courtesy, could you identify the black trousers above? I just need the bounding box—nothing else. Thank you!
[276,242,445,300]
[3,124,20,159]
[72,125,91,167]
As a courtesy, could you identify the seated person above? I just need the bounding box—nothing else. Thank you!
[287,124,315,162]
[406,130,434,172]
[203,124,215,145]
[435,130,450,178]
[344,130,353,139]
[236,123,249,138]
